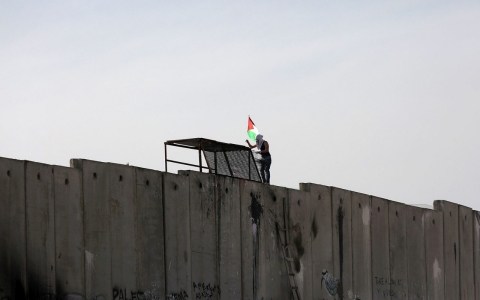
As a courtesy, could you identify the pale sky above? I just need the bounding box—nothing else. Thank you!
[1,1,479,210]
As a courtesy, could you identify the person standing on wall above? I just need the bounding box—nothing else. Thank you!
[246,134,271,184]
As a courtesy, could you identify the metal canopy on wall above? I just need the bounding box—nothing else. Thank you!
[164,138,262,182]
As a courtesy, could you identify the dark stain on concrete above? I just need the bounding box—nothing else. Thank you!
[249,192,263,226]
[293,224,305,257]
[248,192,263,300]
[292,223,305,272]
[311,215,318,239]
[294,258,301,273]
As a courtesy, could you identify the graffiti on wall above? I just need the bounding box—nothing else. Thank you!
[166,290,188,300]
[112,288,146,300]
[374,276,406,298]
[320,269,362,299]
[0,287,168,300]
[192,282,220,300]
[321,269,341,297]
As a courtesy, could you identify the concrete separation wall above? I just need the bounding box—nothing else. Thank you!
[54,165,84,298]
[0,158,26,299]
[424,209,444,300]
[26,161,56,299]
[0,155,479,300]
[371,196,390,300]
[299,183,333,300]
[388,201,408,299]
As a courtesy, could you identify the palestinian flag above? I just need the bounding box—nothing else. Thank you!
[247,117,259,141]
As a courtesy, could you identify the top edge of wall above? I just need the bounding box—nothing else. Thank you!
[69,158,163,173]
[433,199,461,211]
[0,156,473,211]
[410,204,434,210]
[0,156,25,163]
[70,158,131,169]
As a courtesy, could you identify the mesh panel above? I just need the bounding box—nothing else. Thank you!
[204,150,261,182]
[204,151,229,176]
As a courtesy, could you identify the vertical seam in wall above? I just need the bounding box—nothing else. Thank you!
[329,185,335,297]
[282,187,290,298]
[133,166,138,291]
[188,173,192,298]
[52,167,57,297]
[283,188,288,254]
[240,180,244,299]
[239,180,243,299]
[458,206,462,300]
[350,191,354,296]
[388,201,393,300]
[350,190,353,298]
[368,195,376,299]
[403,204,407,298]
[386,199,391,300]
[406,206,410,299]
[329,186,334,288]
[423,210,428,299]
[474,211,478,300]
[329,186,334,298]
[215,175,219,298]
[80,166,86,298]
[23,160,28,299]
[422,209,426,297]
[109,164,113,297]
[442,204,447,299]
[215,175,219,289]
[309,187,314,296]
[473,211,477,300]
[161,171,167,296]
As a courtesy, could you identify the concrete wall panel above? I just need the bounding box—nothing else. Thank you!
[73,160,138,299]
[288,188,313,299]
[474,211,480,300]
[26,161,56,299]
[53,166,84,298]
[240,179,262,299]
[459,205,474,300]
[299,183,333,300]
[108,163,137,296]
[332,187,353,299]
[185,171,219,300]
[352,192,372,300]
[0,158,26,299]
[406,206,427,300]
[389,201,408,299]
[216,176,242,299]
[260,184,290,300]
[72,159,111,299]
[434,200,459,300]
[163,172,191,299]
[424,210,444,300]
[135,167,165,298]
[371,197,390,300]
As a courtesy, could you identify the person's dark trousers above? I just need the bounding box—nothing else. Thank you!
[260,156,271,184]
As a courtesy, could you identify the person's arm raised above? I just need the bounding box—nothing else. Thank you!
[245,140,256,149]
